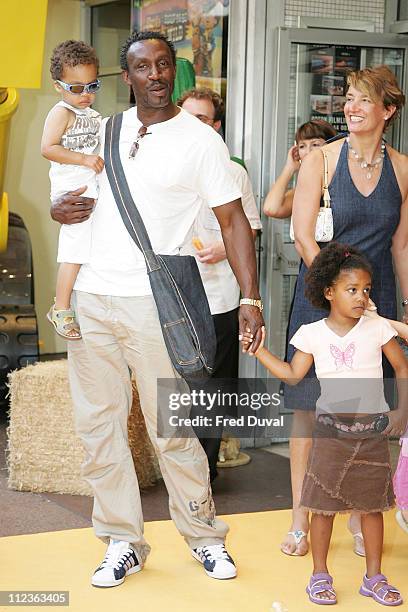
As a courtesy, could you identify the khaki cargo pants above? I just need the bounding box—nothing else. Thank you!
[68,291,228,564]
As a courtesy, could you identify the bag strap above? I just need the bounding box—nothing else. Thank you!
[321,148,331,209]
[104,113,160,273]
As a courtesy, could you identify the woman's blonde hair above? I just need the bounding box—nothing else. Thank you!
[347,65,405,130]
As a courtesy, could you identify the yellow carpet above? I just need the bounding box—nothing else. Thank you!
[1,510,407,612]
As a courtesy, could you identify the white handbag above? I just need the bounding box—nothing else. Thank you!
[290,148,333,242]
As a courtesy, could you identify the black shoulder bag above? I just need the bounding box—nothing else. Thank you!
[104,113,216,380]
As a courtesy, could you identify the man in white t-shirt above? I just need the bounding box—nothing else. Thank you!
[178,88,262,481]
[50,32,264,588]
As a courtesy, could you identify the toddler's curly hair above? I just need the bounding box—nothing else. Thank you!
[305,242,373,311]
[50,40,99,80]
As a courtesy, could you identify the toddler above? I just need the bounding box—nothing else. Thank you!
[41,40,103,339]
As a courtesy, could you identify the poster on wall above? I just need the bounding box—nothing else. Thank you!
[132,0,229,93]
[309,44,360,133]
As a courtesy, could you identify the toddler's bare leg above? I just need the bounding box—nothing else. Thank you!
[55,263,81,310]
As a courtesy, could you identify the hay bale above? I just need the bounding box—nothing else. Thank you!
[128,380,161,488]
[7,360,160,495]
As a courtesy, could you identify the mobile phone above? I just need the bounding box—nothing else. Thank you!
[374,414,389,433]
[291,144,300,162]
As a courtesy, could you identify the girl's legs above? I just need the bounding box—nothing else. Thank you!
[310,513,336,600]
[281,410,314,555]
[55,263,81,310]
[361,512,400,603]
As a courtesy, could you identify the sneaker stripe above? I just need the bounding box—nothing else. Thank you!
[192,545,236,580]
[93,543,140,586]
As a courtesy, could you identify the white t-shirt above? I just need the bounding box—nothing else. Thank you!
[74,108,241,296]
[183,161,262,314]
[290,315,397,415]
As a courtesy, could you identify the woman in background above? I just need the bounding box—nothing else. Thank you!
[284,65,408,557]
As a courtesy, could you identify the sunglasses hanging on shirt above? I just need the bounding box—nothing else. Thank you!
[129,126,152,159]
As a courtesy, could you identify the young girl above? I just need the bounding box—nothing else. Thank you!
[244,242,408,606]
[263,119,336,219]
[41,40,103,339]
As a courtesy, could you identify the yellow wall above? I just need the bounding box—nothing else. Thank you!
[0,0,48,89]
[4,0,81,354]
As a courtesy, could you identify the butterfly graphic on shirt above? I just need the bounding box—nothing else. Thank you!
[329,342,355,369]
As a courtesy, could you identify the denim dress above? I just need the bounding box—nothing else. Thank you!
[284,139,402,411]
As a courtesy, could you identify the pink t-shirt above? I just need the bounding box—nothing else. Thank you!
[290,315,397,415]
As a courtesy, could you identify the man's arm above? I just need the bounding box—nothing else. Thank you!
[212,199,264,352]
[50,187,95,224]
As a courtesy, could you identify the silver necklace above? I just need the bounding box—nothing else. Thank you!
[346,137,385,180]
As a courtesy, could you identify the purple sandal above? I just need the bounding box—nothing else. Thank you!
[360,574,403,606]
[306,573,337,605]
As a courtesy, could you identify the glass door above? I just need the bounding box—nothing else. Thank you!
[261,28,408,401]
[89,0,132,117]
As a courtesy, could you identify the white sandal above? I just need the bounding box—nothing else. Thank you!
[347,518,366,557]
[396,510,408,534]
[281,530,308,556]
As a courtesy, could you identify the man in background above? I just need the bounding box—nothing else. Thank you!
[179,88,262,481]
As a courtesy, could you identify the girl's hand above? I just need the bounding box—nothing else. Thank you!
[239,328,254,353]
[253,325,266,354]
[82,154,105,173]
[383,409,408,437]
[239,326,266,356]
[364,298,379,319]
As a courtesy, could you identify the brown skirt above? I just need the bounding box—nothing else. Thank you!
[300,415,394,515]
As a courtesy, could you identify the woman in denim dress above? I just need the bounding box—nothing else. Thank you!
[282,65,408,557]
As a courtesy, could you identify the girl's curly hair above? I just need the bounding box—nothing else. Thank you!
[304,242,373,311]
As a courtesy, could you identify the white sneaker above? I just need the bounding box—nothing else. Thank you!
[92,539,142,588]
[192,544,237,579]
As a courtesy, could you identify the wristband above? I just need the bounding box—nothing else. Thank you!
[240,298,263,312]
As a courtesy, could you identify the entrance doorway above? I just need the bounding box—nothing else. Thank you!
[261,27,408,405]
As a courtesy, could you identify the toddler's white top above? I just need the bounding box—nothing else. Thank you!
[48,100,101,199]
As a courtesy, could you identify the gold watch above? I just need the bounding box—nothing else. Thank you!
[239,298,264,312]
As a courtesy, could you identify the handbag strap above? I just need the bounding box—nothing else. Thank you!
[104,113,160,273]
[321,148,331,209]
